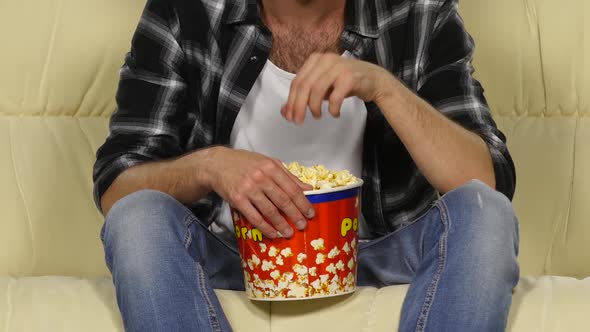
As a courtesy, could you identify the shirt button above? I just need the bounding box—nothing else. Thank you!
[250,55,258,62]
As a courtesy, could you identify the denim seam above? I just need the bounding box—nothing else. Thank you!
[195,262,224,332]
[183,214,194,249]
[184,213,241,256]
[415,200,449,332]
[99,224,113,271]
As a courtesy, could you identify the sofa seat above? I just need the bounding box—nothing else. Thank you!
[1,276,588,332]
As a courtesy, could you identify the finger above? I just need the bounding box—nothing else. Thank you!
[328,73,356,118]
[260,181,308,231]
[292,54,340,124]
[308,62,343,119]
[249,191,294,238]
[236,200,278,239]
[284,53,322,122]
[286,167,313,191]
[267,162,315,220]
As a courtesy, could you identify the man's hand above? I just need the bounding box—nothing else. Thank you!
[208,147,315,239]
[281,52,393,125]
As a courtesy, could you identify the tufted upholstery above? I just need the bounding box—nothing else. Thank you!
[0,0,588,331]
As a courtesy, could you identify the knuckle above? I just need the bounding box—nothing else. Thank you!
[264,207,281,220]
[310,81,324,91]
[250,169,266,182]
[340,67,353,77]
[275,194,291,208]
[229,191,245,204]
[249,217,265,229]
[284,184,299,197]
[240,180,256,194]
[262,159,278,172]
[329,93,341,103]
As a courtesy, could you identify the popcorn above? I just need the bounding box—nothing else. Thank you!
[270,270,281,280]
[293,264,308,276]
[297,253,307,263]
[335,260,345,271]
[268,246,279,257]
[328,246,341,259]
[309,267,317,276]
[280,247,293,257]
[311,279,321,290]
[247,254,261,270]
[261,260,276,271]
[311,238,325,251]
[316,253,326,264]
[325,263,337,274]
[284,162,360,190]
[259,243,267,253]
[275,255,284,266]
[288,283,307,298]
[342,242,351,254]
[347,257,355,270]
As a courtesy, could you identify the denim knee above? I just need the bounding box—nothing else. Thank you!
[102,190,189,272]
[439,180,520,277]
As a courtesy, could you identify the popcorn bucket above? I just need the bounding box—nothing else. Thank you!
[232,180,363,301]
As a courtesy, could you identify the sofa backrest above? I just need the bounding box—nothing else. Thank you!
[0,0,143,277]
[461,0,589,278]
[0,0,588,278]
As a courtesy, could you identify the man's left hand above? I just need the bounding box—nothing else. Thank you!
[281,52,394,125]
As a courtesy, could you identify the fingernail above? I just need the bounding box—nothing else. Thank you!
[283,227,294,238]
[275,231,283,238]
[307,208,315,219]
[295,220,306,230]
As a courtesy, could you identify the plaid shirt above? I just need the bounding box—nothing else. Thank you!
[94,0,515,237]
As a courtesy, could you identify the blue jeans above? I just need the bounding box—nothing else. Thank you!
[101,180,519,331]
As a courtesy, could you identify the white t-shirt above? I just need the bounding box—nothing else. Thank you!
[212,52,370,240]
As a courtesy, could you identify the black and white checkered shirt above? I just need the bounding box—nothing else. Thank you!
[94,0,516,237]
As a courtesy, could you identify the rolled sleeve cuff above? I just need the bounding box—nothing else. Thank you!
[92,155,149,213]
[474,128,516,200]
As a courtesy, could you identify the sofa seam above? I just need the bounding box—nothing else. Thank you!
[561,118,578,244]
[543,118,578,274]
[7,121,36,273]
[75,117,97,156]
[3,278,14,332]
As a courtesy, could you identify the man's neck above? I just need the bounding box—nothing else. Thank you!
[260,0,346,26]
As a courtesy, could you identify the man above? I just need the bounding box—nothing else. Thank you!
[93,0,519,330]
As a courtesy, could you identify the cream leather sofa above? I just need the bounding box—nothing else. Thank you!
[1,0,589,331]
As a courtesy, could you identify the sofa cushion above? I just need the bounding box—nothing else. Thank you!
[1,276,589,332]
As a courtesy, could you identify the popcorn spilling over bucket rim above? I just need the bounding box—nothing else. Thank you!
[302,180,364,196]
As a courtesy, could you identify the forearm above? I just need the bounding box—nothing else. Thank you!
[100,147,219,216]
[376,76,496,194]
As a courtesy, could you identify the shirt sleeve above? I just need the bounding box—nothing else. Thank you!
[416,0,516,200]
[92,0,189,212]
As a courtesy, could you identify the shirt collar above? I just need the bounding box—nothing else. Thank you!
[225,0,260,25]
[225,0,381,39]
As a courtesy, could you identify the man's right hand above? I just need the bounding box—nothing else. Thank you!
[208,147,315,239]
